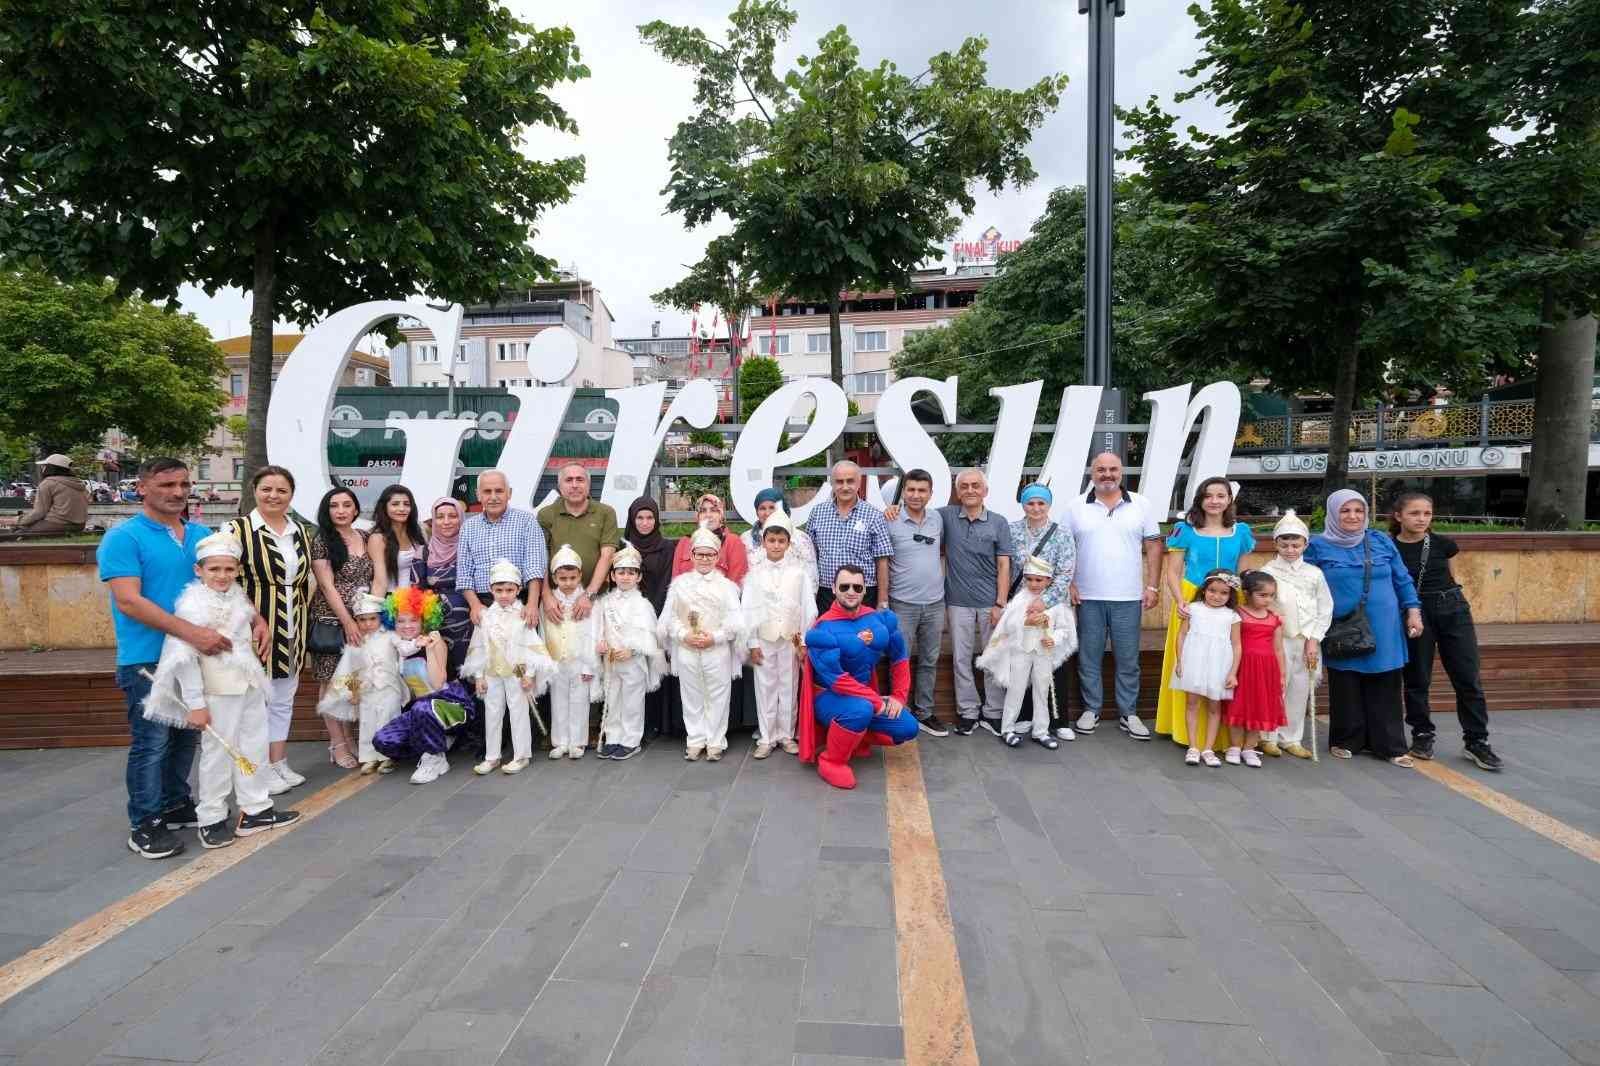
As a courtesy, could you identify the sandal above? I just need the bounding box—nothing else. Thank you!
[1032,735,1059,751]
[328,741,358,770]
[1185,747,1201,766]
[1200,749,1221,768]
[1389,754,1415,768]
[1003,732,1023,748]
[1330,747,1353,760]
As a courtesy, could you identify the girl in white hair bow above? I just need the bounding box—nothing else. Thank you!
[141,532,300,849]
[978,555,1078,750]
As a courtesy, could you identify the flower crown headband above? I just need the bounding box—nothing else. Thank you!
[1203,571,1242,590]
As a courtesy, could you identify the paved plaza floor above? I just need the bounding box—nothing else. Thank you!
[1,709,1599,1065]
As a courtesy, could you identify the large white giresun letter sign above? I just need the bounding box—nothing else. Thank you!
[268,300,1241,523]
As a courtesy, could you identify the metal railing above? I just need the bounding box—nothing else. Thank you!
[1232,399,1600,453]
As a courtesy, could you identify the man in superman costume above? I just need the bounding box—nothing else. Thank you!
[799,565,919,789]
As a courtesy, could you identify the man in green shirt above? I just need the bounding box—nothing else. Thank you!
[537,463,618,622]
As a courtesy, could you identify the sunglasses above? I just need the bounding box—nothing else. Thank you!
[911,533,936,545]
[835,582,865,593]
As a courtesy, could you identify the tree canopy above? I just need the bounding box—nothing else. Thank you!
[641,0,1067,420]
[0,0,589,491]
[0,268,226,455]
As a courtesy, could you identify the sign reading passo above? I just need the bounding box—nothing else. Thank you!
[267,300,1241,525]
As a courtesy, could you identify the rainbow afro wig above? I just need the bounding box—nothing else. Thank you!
[383,587,444,632]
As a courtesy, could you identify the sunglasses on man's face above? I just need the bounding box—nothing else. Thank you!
[835,582,865,593]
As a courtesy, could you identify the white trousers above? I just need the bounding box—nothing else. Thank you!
[677,646,732,752]
[752,639,799,744]
[483,676,533,762]
[1000,654,1054,739]
[358,694,403,764]
[550,671,591,752]
[1275,634,1317,745]
[197,691,272,826]
[265,675,298,744]
[599,657,649,749]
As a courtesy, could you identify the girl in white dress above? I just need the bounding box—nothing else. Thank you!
[1171,568,1242,767]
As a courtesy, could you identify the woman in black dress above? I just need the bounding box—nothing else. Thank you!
[626,496,681,738]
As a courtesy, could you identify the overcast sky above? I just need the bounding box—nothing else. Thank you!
[176,0,1224,343]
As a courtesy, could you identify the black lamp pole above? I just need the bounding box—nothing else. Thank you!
[1081,0,1126,455]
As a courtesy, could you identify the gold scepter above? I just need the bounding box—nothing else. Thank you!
[687,608,714,710]
[204,725,259,776]
[512,661,550,739]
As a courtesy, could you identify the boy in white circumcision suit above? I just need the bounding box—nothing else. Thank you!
[1260,510,1332,759]
[592,543,666,761]
[740,508,816,759]
[142,532,301,849]
[977,555,1079,750]
[544,544,597,760]
[462,558,555,775]
[659,526,744,761]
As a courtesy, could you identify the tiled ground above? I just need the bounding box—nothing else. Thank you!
[0,708,1598,1065]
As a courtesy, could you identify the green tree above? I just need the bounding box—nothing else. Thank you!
[0,269,226,455]
[1120,0,1523,494]
[654,234,765,417]
[893,183,1212,468]
[224,415,250,444]
[641,1,1067,461]
[0,0,588,501]
[737,355,785,420]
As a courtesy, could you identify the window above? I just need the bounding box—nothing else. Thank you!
[416,343,439,363]
[198,459,211,480]
[355,369,372,385]
[855,330,887,352]
[496,341,518,362]
[229,373,244,396]
[756,333,790,356]
[852,371,888,394]
[455,343,469,364]
[232,459,244,479]
[806,333,830,354]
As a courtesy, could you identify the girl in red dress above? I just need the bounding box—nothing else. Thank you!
[1225,570,1288,767]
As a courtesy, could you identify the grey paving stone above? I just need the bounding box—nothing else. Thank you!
[792,1021,905,1059]
[374,908,496,1010]
[1113,833,1217,878]
[1101,932,1245,1025]
[1030,912,1164,1066]
[432,888,606,1014]
[687,953,805,1066]
[1380,1055,1470,1066]
[985,775,1087,910]
[258,856,430,954]
[1390,981,1576,1066]
[1144,1020,1279,1066]
[1502,925,1600,973]
[456,839,567,928]
[816,845,890,864]
[223,876,341,927]
[720,884,814,958]
[322,915,446,970]
[811,861,895,929]
[668,802,762,935]
[309,998,421,1066]
[1083,893,1183,938]
[1289,890,1477,986]
[498,977,638,1066]
[608,974,710,1066]
[624,789,727,874]
[1279,816,1366,838]
[377,849,514,920]
[376,794,505,859]
[0,933,44,967]
[819,802,891,851]
[648,926,722,978]
[1273,922,1456,1057]
[1271,872,1367,894]
[199,961,392,1066]
[391,1008,521,1062]
[553,868,689,983]
[792,1056,903,1066]
[801,924,900,1025]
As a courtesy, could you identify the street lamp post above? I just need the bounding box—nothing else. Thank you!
[1081,0,1126,457]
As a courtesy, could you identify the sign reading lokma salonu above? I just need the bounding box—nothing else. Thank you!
[267,300,1241,524]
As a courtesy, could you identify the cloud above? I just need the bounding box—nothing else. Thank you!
[175,0,1220,343]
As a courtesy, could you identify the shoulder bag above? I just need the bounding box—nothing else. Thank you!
[1009,523,1058,597]
[1322,534,1376,659]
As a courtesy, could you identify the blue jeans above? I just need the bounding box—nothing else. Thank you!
[1075,600,1143,719]
[118,663,198,828]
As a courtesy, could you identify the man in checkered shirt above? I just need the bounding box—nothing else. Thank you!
[805,460,894,614]
[456,469,548,628]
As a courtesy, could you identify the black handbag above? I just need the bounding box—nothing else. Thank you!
[308,618,345,656]
[1323,534,1377,659]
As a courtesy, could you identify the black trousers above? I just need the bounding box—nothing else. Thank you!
[816,587,835,614]
[1327,667,1408,758]
[1402,588,1490,744]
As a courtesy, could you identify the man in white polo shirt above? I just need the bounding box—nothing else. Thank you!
[1065,452,1163,740]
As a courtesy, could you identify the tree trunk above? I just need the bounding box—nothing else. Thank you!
[241,222,276,514]
[726,311,742,423]
[1321,329,1361,499]
[1524,277,1597,530]
[827,290,844,467]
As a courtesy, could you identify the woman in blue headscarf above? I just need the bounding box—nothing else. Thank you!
[742,486,817,585]
[1006,483,1078,738]
[1305,489,1423,765]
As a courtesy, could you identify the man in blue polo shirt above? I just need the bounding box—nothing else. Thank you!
[98,458,265,859]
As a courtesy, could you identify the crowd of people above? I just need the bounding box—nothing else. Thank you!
[98,451,1503,860]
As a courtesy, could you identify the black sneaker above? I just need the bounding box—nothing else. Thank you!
[1409,733,1436,760]
[595,744,615,760]
[978,718,1003,738]
[198,820,235,849]
[952,718,978,736]
[917,716,950,738]
[163,801,200,829]
[1465,741,1503,772]
[127,816,184,860]
[612,745,640,761]
[236,807,302,836]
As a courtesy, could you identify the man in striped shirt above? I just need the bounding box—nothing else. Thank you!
[457,469,548,627]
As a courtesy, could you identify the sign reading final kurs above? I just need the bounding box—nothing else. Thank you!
[267,300,1241,525]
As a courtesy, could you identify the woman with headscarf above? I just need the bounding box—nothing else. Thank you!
[742,487,818,586]
[1005,483,1078,739]
[626,496,683,738]
[1305,489,1423,766]
[417,497,472,677]
[671,493,749,586]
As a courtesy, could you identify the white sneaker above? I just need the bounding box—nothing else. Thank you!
[410,753,448,784]
[780,738,799,755]
[273,761,305,788]
[568,747,584,760]
[264,765,292,796]
[548,746,567,760]
[1076,711,1099,734]
[1056,726,1076,742]
[1242,749,1262,768]
[1120,716,1152,741]
[753,742,773,760]
[502,757,530,775]
[1224,746,1242,765]
[474,758,502,775]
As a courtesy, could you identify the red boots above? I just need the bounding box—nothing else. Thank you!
[817,722,864,790]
